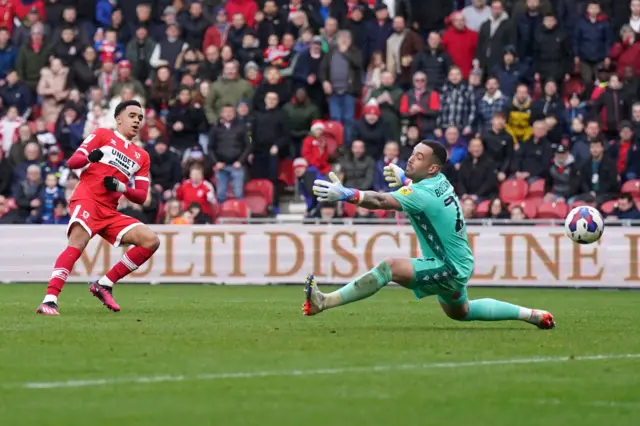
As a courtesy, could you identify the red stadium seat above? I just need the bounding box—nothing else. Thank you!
[324,121,344,147]
[217,199,249,221]
[476,199,491,216]
[374,209,393,219]
[537,201,568,219]
[509,201,538,218]
[244,179,274,216]
[244,195,269,216]
[325,136,339,158]
[599,200,617,215]
[342,202,357,217]
[528,179,545,197]
[278,159,295,188]
[621,179,640,200]
[525,196,544,207]
[570,201,594,210]
[499,179,528,204]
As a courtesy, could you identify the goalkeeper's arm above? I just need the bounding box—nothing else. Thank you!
[347,190,402,211]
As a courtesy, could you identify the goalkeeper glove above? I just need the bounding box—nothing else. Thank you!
[87,149,104,163]
[103,176,126,193]
[383,163,411,187]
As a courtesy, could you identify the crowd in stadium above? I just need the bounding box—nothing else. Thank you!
[1,0,640,225]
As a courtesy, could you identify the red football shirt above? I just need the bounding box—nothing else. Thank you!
[176,179,216,217]
[72,128,150,209]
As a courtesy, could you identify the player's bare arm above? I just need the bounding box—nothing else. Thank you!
[346,190,402,211]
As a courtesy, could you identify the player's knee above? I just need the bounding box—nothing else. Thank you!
[142,234,161,252]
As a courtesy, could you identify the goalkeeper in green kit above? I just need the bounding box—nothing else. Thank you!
[303,140,555,329]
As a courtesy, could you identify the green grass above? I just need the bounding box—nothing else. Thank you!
[0,285,639,426]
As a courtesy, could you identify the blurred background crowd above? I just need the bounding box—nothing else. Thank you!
[1,0,640,226]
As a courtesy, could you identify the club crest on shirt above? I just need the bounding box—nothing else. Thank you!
[399,187,413,196]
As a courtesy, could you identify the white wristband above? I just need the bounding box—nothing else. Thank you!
[116,180,127,193]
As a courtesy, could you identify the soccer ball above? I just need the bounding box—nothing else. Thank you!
[564,206,604,244]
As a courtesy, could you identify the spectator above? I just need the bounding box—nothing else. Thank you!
[205,61,254,124]
[14,163,43,219]
[440,126,468,170]
[516,0,543,63]
[352,103,392,158]
[226,0,259,28]
[0,194,22,223]
[373,141,405,192]
[492,45,527,99]
[476,0,514,74]
[608,25,640,79]
[385,15,423,90]
[42,199,70,225]
[461,196,477,219]
[531,79,564,123]
[256,1,286,49]
[363,4,392,68]
[625,134,640,181]
[9,124,37,167]
[180,1,209,50]
[237,31,263,71]
[34,172,64,224]
[12,7,48,48]
[399,70,441,141]
[125,26,156,86]
[167,87,207,154]
[302,120,331,175]
[339,139,374,191]
[0,106,24,154]
[52,25,82,68]
[400,126,422,161]
[435,66,476,138]
[227,12,251,53]
[476,76,507,134]
[176,164,216,220]
[284,87,322,157]
[345,5,366,49]
[149,23,188,70]
[608,193,640,220]
[291,36,324,108]
[462,0,491,32]
[209,104,251,203]
[149,139,182,200]
[532,12,571,88]
[592,74,631,140]
[544,145,580,203]
[161,198,183,224]
[442,12,478,79]
[511,120,553,182]
[505,83,533,142]
[573,140,619,205]
[0,27,17,81]
[563,92,588,134]
[510,204,526,220]
[108,60,146,100]
[319,16,339,52]
[294,157,324,218]
[251,91,289,209]
[253,66,289,112]
[0,70,32,115]
[486,197,509,219]
[412,31,452,91]
[366,71,404,140]
[608,121,634,177]
[83,104,111,138]
[458,137,498,201]
[94,28,125,63]
[319,30,363,144]
[117,197,148,224]
[0,146,11,196]
[54,105,85,158]
[482,112,516,183]
[570,117,590,167]
[39,145,66,181]
[573,1,613,83]
[37,57,70,124]
[16,23,50,92]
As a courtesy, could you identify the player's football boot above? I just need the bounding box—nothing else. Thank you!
[89,281,121,312]
[302,274,325,316]
[36,302,59,316]
[531,310,555,329]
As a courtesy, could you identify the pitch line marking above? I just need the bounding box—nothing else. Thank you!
[8,353,640,390]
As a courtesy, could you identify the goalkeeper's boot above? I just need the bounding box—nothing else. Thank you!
[89,281,121,312]
[302,274,325,316]
[530,310,555,330]
[36,302,59,316]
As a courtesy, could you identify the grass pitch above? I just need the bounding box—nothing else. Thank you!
[0,285,639,426]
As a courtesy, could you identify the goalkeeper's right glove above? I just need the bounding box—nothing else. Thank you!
[383,163,411,187]
[87,149,104,163]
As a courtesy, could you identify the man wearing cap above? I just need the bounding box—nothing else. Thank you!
[353,103,393,158]
[544,144,580,203]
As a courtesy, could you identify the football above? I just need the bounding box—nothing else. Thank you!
[564,206,604,244]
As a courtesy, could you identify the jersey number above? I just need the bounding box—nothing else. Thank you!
[444,196,464,232]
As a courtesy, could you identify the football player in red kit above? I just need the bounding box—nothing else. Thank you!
[36,100,161,315]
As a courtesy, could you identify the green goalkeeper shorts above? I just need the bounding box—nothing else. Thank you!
[409,257,468,306]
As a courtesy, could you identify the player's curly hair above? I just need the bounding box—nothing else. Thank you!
[114,100,143,119]
[420,140,448,166]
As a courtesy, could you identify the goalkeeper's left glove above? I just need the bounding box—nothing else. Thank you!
[103,176,126,193]
[312,172,361,203]
[383,162,411,187]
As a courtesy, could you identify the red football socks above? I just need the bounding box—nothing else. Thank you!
[47,247,82,297]
[101,246,155,286]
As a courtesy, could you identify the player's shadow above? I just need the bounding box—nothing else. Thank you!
[377,326,531,332]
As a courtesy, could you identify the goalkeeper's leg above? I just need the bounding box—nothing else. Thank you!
[302,258,414,315]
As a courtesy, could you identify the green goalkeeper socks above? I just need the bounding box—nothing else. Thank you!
[323,261,392,309]
[463,298,525,321]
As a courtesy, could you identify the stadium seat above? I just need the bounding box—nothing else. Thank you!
[374,209,393,219]
[528,179,545,197]
[217,199,249,221]
[499,179,528,204]
[244,194,269,216]
[325,136,339,158]
[342,202,357,217]
[621,179,640,200]
[509,201,537,219]
[524,196,544,207]
[599,200,617,215]
[537,201,568,219]
[323,121,344,147]
[570,200,594,211]
[476,199,491,216]
[244,179,274,216]
[277,159,295,188]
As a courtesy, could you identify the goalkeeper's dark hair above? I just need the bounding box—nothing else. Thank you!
[114,100,143,119]
[420,140,448,166]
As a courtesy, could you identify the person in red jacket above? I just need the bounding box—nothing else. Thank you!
[176,163,216,219]
[441,11,478,79]
[302,120,331,175]
[608,25,640,78]
[14,0,45,22]
[0,0,15,34]
[225,0,258,28]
